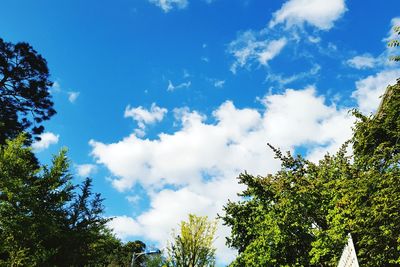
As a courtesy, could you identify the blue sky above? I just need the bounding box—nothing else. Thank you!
[1,0,399,264]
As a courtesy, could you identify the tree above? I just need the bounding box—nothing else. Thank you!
[0,135,120,266]
[388,25,400,61]
[0,38,56,144]
[221,145,352,266]
[107,240,146,267]
[221,79,400,266]
[166,214,217,267]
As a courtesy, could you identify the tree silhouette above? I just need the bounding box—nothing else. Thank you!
[0,38,55,144]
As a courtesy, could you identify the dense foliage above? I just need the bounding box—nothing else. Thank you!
[0,135,121,266]
[166,214,217,267]
[0,38,55,144]
[388,26,400,61]
[222,79,400,266]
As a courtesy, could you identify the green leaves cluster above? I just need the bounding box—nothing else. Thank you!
[0,135,119,266]
[0,38,56,144]
[388,25,400,61]
[166,214,217,267]
[222,79,400,266]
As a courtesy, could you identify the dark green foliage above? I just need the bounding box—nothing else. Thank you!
[0,38,55,144]
[0,135,121,266]
[222,79,400,266]
[108,240,146,266]
[388,25,400,61]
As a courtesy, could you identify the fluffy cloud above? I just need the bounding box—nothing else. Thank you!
[91,87,354,264]
[148,0,188,12]
[228,31,286,73]
[76,164,97,178]
[269,0,347,30]
[32,132,59,152]
[107,216,142,240]
[352,69,400,114]
[124,103,168,136]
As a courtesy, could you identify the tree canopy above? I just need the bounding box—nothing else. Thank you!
[0,135,120,266]
[166,214,217,267]
[221,79,400,266]
[388,25,400,61]
[0,38,55,144]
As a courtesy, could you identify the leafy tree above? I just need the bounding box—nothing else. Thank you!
[221,79,400,266]
[0,38,55,144]
[166,214,217,267]
[0,135,120,266]
[107,240,146,267]
[388,25,400,61]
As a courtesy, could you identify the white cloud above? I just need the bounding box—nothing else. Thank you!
[213,80,225,88]
[148,0,188,12]
[124,103,168,137]
[266,64,321,87]
[201,56,209,63]
[269,0,347,30]
[107,216,142,240]
[32,132,59,152]
[352,69,400,114]
[347,54,377,69]
[228,31,286,73]
[67,91,80,103]
[76,164,97,178]
[384,17,400,42]
[167,80,191,91]
[92,87,354,264]
[51,81,61,93]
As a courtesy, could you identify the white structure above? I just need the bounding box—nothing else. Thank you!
[337,234,359,267]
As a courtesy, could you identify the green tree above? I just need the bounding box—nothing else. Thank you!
[388,25,400,61]
[0,135,121,266]
[107,240,146,267]
[0,38,56,144]
[166,214,217,267]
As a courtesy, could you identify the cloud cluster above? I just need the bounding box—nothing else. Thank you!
[124,103,168,136]
[92,87,354,263]
[32,132,60,152]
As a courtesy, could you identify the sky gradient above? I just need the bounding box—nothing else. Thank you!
[1,0,399,264]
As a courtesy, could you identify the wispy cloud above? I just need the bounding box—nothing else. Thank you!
[214,80,225,88]
[148,0,188,12]
[68,91,80,103]
[228,31,287,73]
[346,54,377,69]
[167,80,191,91]
[266,64,321,87]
